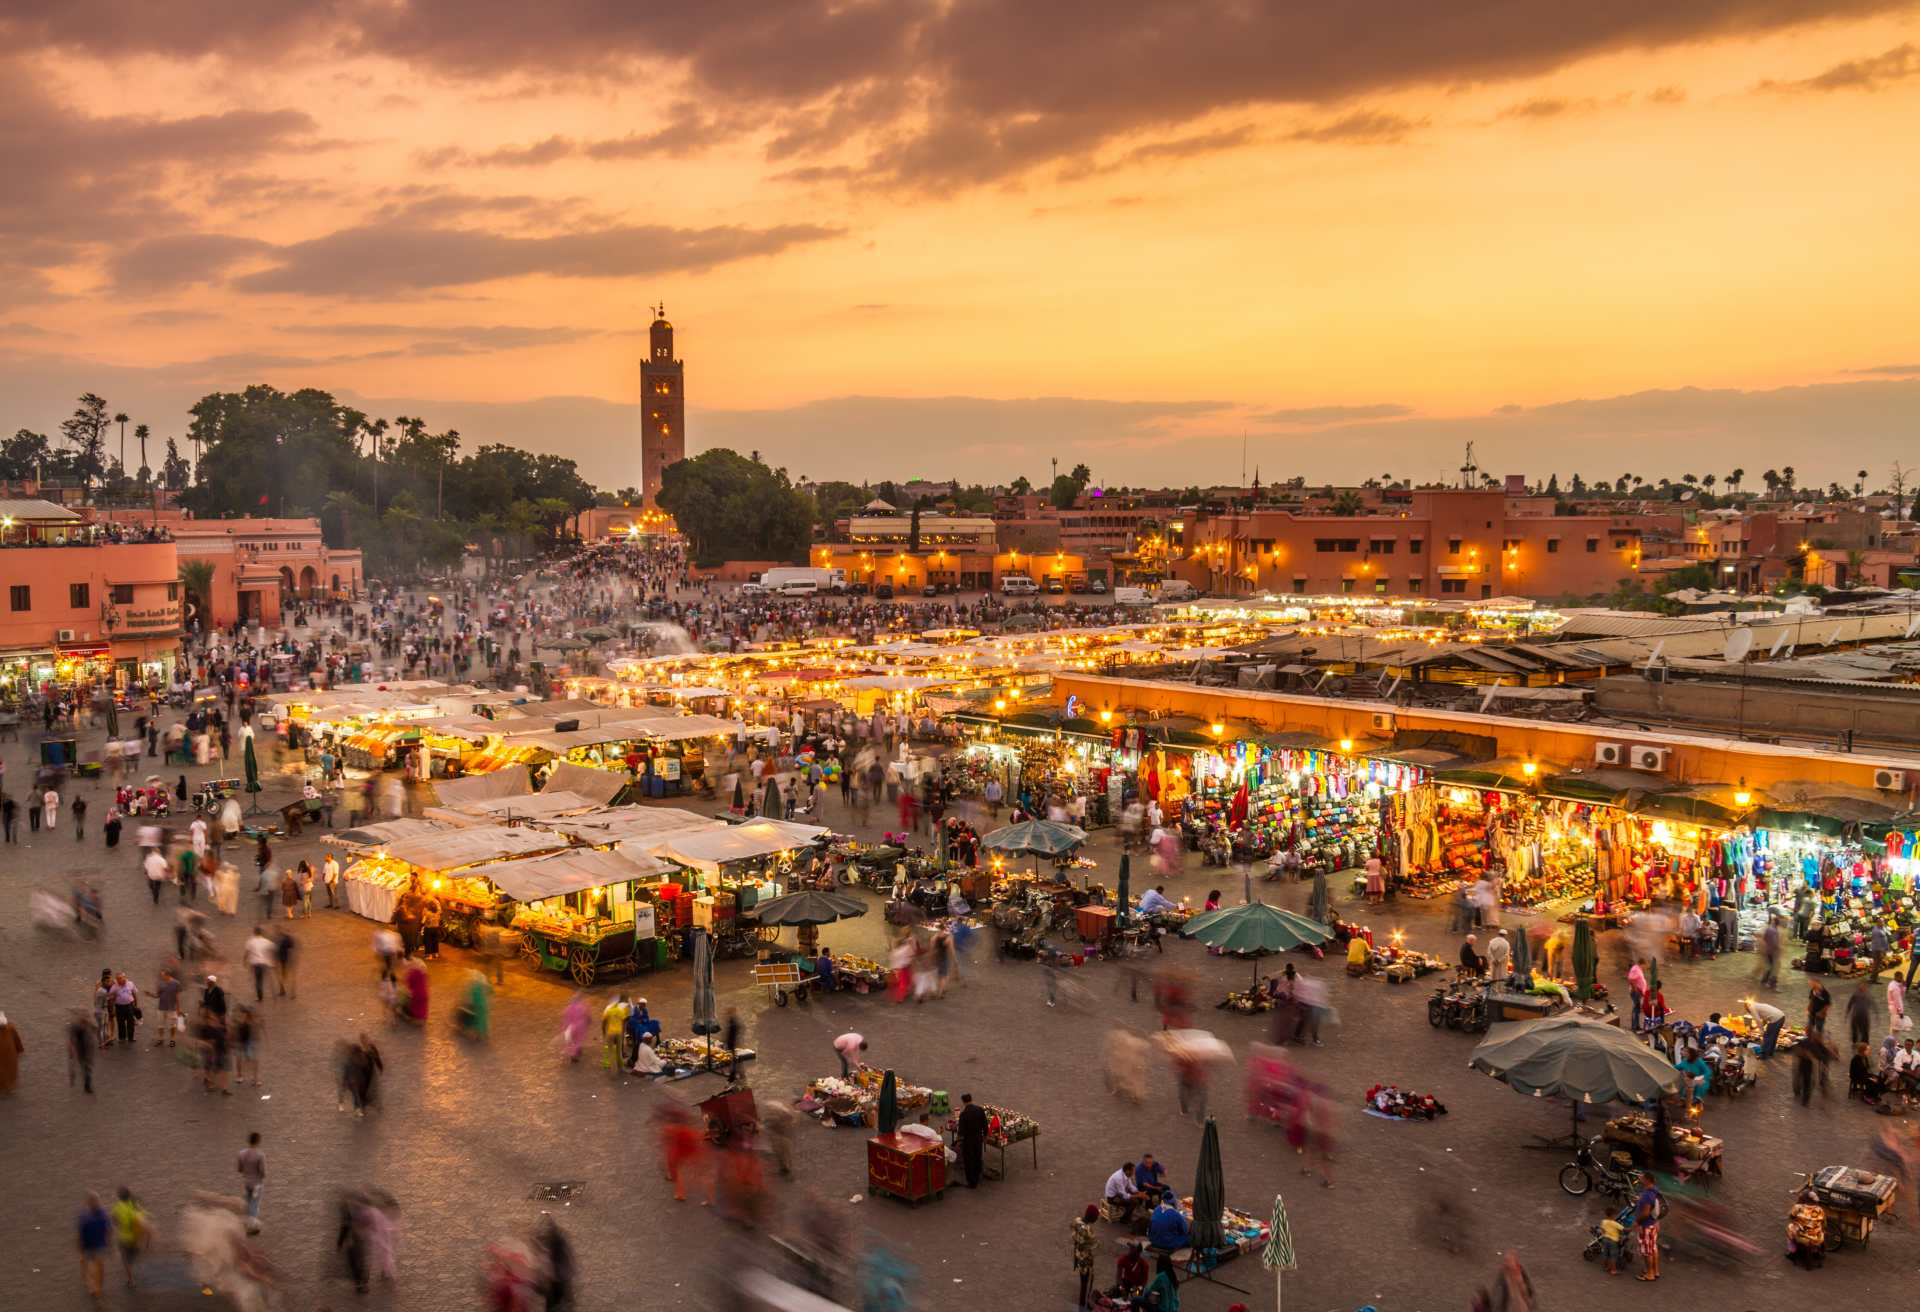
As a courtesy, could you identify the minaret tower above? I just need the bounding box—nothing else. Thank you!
[640,303,685,504]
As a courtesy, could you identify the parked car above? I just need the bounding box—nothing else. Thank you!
[1089,578,1108,594]
[875,582,895,599]
[921,583,938,597]
[1044,576,1065,594]
[1069,577,1088,594]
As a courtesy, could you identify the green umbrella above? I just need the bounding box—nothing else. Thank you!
[1645,955,1661,999]
[1180,901,1333,988]
[1116,852,1132,929]
[1190,1116,1226,1252]
[1469,1014,1686,1149]
[1571,919,1598,1001]
[1509,924,1533,981]
[877,1069,900,1135]
[1307,870,1329,924]
[980,819,1087,857]
[242,732,261,813]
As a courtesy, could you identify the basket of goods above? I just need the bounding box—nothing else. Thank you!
[1219,989,1276,1014]
[1362,1083,1448,1120]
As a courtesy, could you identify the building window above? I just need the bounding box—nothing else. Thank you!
[1340,577,1355,594]
[1367,539,1395,554]
[1586,538,1599,553]
[1407,577,1424,594]
[1409,539,1423,555]
[1314,538,1358,553]
[110,584,135,605]
[1612,538,1629,550]
[1546,539,1560,554]
[1374,577,1389,594]
[70,583,90,609]
[1291,578,1307,594]
[1439,578,1465,594]
[8,585,27,611]
[1447,538,1462,555]
[167,583,179,601]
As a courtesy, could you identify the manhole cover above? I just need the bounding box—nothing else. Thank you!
[528,1182,586,1201]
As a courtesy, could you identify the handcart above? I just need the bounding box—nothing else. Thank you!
[1796,1166,1897,1249]
[753,958,813,1008]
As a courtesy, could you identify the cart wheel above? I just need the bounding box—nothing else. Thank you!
[571,960,595,986]
[774,987,789,1007]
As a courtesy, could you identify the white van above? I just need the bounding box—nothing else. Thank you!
[1157,579,1198,601]
[1113,586,1153,606]
[777,579,820,597]
[1000,574,1040,596]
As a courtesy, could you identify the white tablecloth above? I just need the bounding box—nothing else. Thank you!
[343,876,399,923]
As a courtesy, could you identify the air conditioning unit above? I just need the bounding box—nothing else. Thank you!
[56,629,76,643]
[1630,746,1670,773]
[1369,712,1395,734]
[1593,742,1627,767]
[1874,768,1907,792]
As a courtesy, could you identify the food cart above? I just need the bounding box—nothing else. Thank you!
[328,822,568,925]
[483,847,670,985]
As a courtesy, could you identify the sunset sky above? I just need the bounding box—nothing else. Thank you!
[3,2,1918,491]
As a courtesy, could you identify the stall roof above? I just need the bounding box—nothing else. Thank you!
[378,823,569,871]
[473,847,669,902]
[327,818,455,850]
[542,760,629,805]
[424,790,606,824]
[518,721,675,753]
[654,820,831,873]
[547,807,720,847]
[430,768,533,807]
[635,714,745,742]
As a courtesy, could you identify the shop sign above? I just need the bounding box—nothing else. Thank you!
[56,640,110,656]
[120,605,181,632]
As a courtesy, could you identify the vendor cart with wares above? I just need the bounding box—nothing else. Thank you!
[1795,1167,1897,1249]
[519,920,643,986]
[753,959,812,1007]
[867,1132,946,1204]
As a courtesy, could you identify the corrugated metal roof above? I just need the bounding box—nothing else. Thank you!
[0,498,82,521]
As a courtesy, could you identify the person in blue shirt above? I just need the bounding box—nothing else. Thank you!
[1146,1192,1190,1250]
[1133,1153,1166,1193]
[77,1193,111,1301]
[1674,1049,1712,1107]
[1698,1013,1737,1044]
[814,948,837,994]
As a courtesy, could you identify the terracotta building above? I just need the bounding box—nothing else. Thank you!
[0,500,182,692]
[92,511,363,628]
[1177,489,1641,600]
[639,305,686,505]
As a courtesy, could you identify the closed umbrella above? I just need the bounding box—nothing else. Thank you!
[106,700,119,740]
[689,928,718,1067]
[877,1069,900,1135]
[731,777,745,813]
[1180,901,1333,988]
[1264,1193,1298,1312]
[1509,923,1534,981]
[1116,852,1132,929]
[1190,1116,1226,1252]
[1571,920,1598,1000]
[763,777,781,819]
[1307,870,1329,924]
[1469,1014,1685,1150]
[242,732,261,814]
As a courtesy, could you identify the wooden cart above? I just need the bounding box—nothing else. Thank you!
[867,1132,947,1204]
[519,923,643,986]
[1805,1166,1897,1248]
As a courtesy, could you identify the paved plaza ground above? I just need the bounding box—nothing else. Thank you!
[2,712,1914,1311]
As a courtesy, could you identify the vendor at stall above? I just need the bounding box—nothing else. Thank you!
[1146,1192,1190,1250]
[1138,886,1177,916]
[1746,998,1787,1056]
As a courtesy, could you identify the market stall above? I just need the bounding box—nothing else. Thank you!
[801,1065,932,1127]
[484,847,668,985]
[943,1102,1040,1179]
[332,823,569,923]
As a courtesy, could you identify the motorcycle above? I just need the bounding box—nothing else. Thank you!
[1559,1137,1651,1205]
[1427,984,1491,1032]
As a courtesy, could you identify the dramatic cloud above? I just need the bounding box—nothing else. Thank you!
[279,321,602,353]
[1285,110,1427,144]
[418,105,736,168]
[230,219,844,294]
[3,1,1905,186]
[1760,42,1920,92]
[107,234,274,293]
[1254,404,1414,426]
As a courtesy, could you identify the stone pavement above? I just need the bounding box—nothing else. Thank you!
[0,717,1913,1311]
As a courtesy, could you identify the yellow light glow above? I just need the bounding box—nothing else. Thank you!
[1339,738,1353,752]
[1099,709,1112,723]
[1734,790,1751,807]
[1521,760,1537,777]
[1211,722,1224,736]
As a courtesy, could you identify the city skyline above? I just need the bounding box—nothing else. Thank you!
[3,3,1919,488]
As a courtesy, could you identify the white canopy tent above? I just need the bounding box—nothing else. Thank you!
[474,848,670,903]
[653,819,831,876]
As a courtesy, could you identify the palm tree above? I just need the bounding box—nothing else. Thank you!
[1857,469,1869,497]
[1781,466,1796,495]
[1702,474,1717,494]
[1762,469,1780,497]
[134,424,150,483]
[178,558,216,629]
[114,411,129,469]
[1728,468,1744,495]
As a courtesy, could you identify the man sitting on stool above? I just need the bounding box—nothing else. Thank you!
[1104,1161,1147,1222]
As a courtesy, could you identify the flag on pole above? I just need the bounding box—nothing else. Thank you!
[1262,1193,1296,1271]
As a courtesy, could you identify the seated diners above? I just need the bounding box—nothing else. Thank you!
[1457,933,1484,978]
[1103,1161,1147,1222]
[1147,1191,1190,1249]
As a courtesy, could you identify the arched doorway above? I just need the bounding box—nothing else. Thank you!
[279,566,296,597]
[299,566,319,598]
[330,573,341,594]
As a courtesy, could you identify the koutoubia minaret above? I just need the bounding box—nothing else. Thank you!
[639,303,685,504]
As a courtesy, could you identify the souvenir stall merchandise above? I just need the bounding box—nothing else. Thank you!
[1183,744,1419,876]
[943,1103,1041,1178]
[1484,796,1599,907]
[1602,1113,1724,1178]
[653,1036,755,1072]
[1169,1197,1272,1264]
[823,953,890,991]
[801,1065,932,1127]
[1769,827,1915,976]
[339,855,497,934]
[1361,1084,1448,1120]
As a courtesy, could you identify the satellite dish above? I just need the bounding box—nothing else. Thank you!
[1723,628,1754,664]
[1768,629,1789,657]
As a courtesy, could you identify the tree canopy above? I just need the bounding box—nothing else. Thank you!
[657,448,814,567]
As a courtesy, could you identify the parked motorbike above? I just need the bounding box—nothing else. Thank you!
[1559,1137,1653,1205]
[1427,984,1490,1032]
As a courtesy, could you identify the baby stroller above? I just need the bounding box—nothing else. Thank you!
[1581,1200,1640,1273]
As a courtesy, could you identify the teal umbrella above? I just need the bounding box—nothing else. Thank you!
[1180,901,1333,988]
[1116,852,1132,929]
[877,1069,900,1135]
[981,819,1087,857]
[1572,919,1598,1001]
[1307,870,1329,924]
[1190,1116,1226,1252]
[242,732,261,813]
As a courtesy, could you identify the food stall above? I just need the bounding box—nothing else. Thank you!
[801,1065,933,1127]
[330,823,569,924]
[653,819,833,930]
[482,847,669,985]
